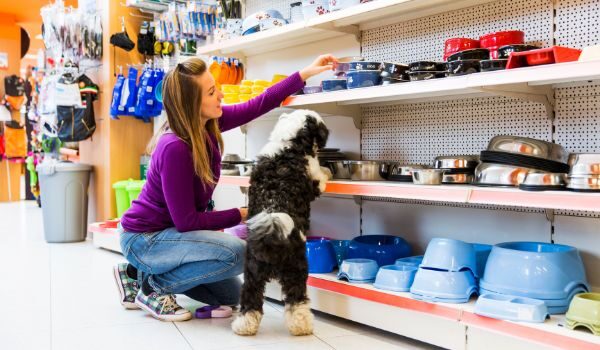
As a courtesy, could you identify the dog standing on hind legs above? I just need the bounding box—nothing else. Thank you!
[231,109,331,336]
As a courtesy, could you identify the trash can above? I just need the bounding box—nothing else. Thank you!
[37,161,92,243]
[113,179,132,217]
[126,180,146,204]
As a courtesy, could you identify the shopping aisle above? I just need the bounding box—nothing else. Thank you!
[0,201,440,350]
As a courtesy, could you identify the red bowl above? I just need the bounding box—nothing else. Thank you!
[525,51,554,65]
[480,30,525,49]
[444,38,480,61]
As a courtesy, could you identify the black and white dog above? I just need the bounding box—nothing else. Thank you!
[231,109,331,336]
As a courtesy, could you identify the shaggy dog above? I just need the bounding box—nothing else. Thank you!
[231,109,331,336]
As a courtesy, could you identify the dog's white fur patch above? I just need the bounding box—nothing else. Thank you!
[259,109,325,157]
[270,213,295,237]
[247,212,295,238]
[232,310,263,336]
[284,302,314,336]
[306,156,330,192]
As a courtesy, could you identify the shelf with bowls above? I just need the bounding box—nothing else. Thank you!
[282,60,600,119]
[196,0,499,56]
[302,273,600,350]
[218,175,600,212]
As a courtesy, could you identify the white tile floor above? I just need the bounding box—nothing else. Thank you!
[0,201,443,350]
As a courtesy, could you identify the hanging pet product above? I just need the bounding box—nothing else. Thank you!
[117,67,139,117]
[110,17,135,75]
[137,21,156,56]
[3,121,27,159]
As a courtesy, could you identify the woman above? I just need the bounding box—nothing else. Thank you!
[114,55,337,322]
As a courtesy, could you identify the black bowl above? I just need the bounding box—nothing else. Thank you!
[498,44,540,59]
[447,59,481,76]
[408,71,447,81]
[447,48,490,62]
[381,62,409,79]
[480,151,570,173]
[408,61,447,72]
[349,61,382,71]
[480,59,508,72]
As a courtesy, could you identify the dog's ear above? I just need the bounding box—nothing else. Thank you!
[289,115,329,156]
[315,122,329,150]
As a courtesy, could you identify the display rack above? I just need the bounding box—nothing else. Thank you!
[197,0,499,56]
[218,176,600,212]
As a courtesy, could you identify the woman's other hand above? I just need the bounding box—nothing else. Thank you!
[238,207,248,222]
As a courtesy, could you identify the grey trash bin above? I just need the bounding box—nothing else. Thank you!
[37,161,93,243]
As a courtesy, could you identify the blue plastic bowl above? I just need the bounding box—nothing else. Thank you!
[337,258,378,283]
[330,239,350,267]
[395,255,423,267]
[475,293,549,323]
[473,243,492,278]
[373,264,418,292]
[346,235,412,266]
[346,70,382,89]
[421,238,478,276]
[306,237,337,273]
[480,242,589,312]
[410,268,478,303]
[321,79,347,92]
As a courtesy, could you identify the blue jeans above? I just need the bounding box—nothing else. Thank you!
[120,227,245,304]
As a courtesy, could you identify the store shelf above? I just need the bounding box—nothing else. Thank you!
[218,175,600,212]
[282,60,600,116]
[196,0,499,56]
[304,273,600,350]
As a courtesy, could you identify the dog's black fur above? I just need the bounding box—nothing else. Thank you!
[238,113,329,323]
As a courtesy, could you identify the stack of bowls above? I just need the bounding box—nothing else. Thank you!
[346,234,412,266]
[380,62,409,85]
[567,154,600,192]
[434,155,479,184]
[347,61,383,88]
[411,168,444,185]
[477,30,525,71]
[407,61,447,81]
[395,255,423,267]
[373,264,418,292]
[566,293,600,335]
[481,44,539,72]
[479,242,589,314]
[446,48,490,76]
[474,135,569,187]
[410,238,484,303]
[444,37,481,61]
[306,237,338,273]
[386,164,426,182]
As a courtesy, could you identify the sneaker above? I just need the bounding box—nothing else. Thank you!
[135,290,193,322]
[113,263,140,310]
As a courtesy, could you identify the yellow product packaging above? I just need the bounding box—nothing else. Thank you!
[239,86,252,94]
[251,86,266,94]
[253,79,271,87]
[241,80,254,86]
[222,84,240,93]
[239,94,252,102]
[271,74,288,84]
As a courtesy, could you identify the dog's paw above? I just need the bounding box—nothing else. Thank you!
[320,166,333,180]
[232,310,263,336]
[285,302,314,336]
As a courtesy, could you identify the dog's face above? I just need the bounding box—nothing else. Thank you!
[264,109,329,157]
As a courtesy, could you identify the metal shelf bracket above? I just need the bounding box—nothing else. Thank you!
[477,84,555,120]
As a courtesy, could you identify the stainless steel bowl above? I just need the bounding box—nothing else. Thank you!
[521,173,567,187]
[327,160,351,180]
[222,153,242,162]
[434,155,479,169]
[474,162,549,186]
[442,172,474,184]
[487,135,568,163]
[389,164,426,176]
[346,161,388,181]
[236,164,254,176]
[412,169,444,185]
[568,153,600,176]
[221,168,240,176]
[567,175,600,191]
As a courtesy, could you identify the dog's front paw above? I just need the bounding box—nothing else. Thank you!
[232,310,263,336]
[285,302,314,336]
[320,166,333,180]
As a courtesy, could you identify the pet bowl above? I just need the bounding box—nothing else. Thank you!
[242,10,285,33]
[447,59,481,76]
[395,255,423,267]
[346,70,382,89]
[346,235,412,266]
[412,169,444,185]
[473,162,547,187]
[480,242,589,313]
[568,153,600,176]
[497,44,540,59]
[408,61,447,72]
[381,62,409,80]
[480,59,508,72]
[421,238,478,276]
[321,79,347,92]
[444,38,481,61]
[410,268,478,303]
[303,85,323,94]
[306,237,337,273]
[566,293,600,335]
[407,71,447,81]
[330,239,351,267]
[302,3,329,20]
[337,258,379,283]
[475,293,549,323]
[349,61,382,71]
[373,264,418,292]
[447,48,490,62]
[329,0,360,11]
[486,135,569,164]
[473,243,492,278]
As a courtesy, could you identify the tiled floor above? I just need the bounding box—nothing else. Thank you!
[0,201,442,350]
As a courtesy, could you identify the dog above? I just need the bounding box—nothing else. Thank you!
[231,109,331,336]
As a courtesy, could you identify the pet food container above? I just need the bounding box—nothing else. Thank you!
[412,168,444,185]
[349,61,382,71]
[447,48,490,62]
[321,79,348,92]
[346,71,382,89]
[566,293,600,335]
[486,135,569,164]
[306,237,338,273]
[519,173,567,191]
[444,38,481,61]
[421,238,479,276]
[480,59,508,72]
[410,268,478,303]
[373,264,418,292]
[568,153,600,176]
[346,161,389,181]
[447,59,481,76]
[337,258,379,283]
[434,155,479,170]
[475,293,549,323]
[346,234,412,266]
[473,163,548,187]
[408,61,447,72]
[327,160,351,180]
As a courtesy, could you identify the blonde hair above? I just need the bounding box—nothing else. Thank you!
[148,58,224,186]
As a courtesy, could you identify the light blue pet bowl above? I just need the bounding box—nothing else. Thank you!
[421,238,479,277]
[480,241,589,314]
[395,255,423,267]
[473,243,492,278]
[373,264,418,292]
[410,268,478,303]
[475,293,550,323]
[337,258,379,283]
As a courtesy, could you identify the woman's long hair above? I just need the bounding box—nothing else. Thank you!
[148,58,224,186]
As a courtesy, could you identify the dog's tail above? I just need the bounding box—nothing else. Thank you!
[246,211,295,249]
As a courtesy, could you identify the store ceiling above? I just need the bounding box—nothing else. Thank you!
[0,0,78,23]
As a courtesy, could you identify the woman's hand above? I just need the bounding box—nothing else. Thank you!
[238,207,248,222]
[299,54,338,81]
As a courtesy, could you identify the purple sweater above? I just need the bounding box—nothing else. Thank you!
[121,72,304,233]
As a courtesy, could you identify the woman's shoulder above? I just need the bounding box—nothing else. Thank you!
[154,133,191,158]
